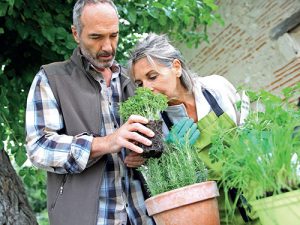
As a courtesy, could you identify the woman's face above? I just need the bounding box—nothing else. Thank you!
[132,57,182,100]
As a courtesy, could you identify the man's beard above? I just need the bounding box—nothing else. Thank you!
[80,45,115,68]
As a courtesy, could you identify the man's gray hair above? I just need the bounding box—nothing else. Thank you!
[73,0,118,36]
[128,33,194,92]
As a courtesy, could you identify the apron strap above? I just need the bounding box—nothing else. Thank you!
[202,88,224,117]
[161,111,173,130]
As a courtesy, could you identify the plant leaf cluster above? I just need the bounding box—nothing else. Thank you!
[139,143,208,196]
[210,86,300,203]
[119,87,168,121]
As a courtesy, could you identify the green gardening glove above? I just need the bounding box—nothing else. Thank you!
[165,118,200,146]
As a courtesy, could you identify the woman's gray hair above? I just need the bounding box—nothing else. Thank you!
[73,0,118,36]
[128,33,194,92]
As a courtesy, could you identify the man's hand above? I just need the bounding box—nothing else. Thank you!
[90,115,154,158]
[165,118,200,146]
[124,152,146,168]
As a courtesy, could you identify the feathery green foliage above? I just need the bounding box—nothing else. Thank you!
[119,87,168,121]
[210,85,300,203]
[139,143,208,196]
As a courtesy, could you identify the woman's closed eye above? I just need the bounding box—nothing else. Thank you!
[147,71,159,80]
[148,74,158,80]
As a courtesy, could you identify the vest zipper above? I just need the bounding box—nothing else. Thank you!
[51,174,68,210]
[87,73,103,135]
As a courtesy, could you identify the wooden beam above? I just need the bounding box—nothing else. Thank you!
[269,10,300,40]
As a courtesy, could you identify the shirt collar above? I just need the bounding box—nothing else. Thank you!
[90,62,120,78]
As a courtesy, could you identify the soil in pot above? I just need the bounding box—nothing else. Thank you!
[139,120,164,158]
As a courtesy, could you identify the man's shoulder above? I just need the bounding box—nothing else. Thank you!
[119,65,129,77]
[118,66,136,98]
[42,48,80,76]
[41,59,73,76]
[119,66,132,83]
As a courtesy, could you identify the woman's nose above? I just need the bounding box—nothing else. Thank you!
[143,81,154,91]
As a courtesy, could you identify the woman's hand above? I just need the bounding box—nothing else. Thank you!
[165,118,200,146]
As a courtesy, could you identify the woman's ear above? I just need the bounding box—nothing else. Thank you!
[71,25,80,44]
[172,59,182,77]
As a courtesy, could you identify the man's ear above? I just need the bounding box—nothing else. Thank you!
[71,25,80,44]
[172,59,182,77]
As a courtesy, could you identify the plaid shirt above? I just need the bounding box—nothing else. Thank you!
[26,64,154,225]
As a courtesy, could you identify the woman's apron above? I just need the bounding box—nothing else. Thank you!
[162,88,260,225]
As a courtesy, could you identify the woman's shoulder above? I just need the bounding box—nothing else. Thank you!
[195,74,232,86]
[194,74,236,92]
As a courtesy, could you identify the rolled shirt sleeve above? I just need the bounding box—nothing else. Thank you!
[25,70,93,174]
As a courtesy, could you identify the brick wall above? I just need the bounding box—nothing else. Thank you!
[266,57,300,102]
[179,0,300,97]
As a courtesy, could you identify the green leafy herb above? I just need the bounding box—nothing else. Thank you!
[119,87,168,121]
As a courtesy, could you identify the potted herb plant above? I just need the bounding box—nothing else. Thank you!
[119,87,168,158]
[140,142,221,225]
[210,86,300,225]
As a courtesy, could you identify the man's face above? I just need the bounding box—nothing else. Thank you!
[72,3,119,68]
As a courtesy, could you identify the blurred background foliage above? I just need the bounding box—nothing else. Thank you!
[0,0,221,223]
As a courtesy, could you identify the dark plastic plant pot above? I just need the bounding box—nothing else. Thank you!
[139,120,164,158]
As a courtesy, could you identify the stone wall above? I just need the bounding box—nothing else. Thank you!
[179,0,300,100]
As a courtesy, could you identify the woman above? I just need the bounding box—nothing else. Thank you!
[128,33,255,225]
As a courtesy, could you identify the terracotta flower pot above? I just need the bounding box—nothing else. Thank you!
[145,181,220,225]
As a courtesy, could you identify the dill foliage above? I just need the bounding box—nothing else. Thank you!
[210,87,300,201]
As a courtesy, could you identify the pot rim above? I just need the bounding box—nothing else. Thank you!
[251,189,300,210]
[145,181,219,216]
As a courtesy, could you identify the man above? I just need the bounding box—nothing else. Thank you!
[25,1,155,225]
